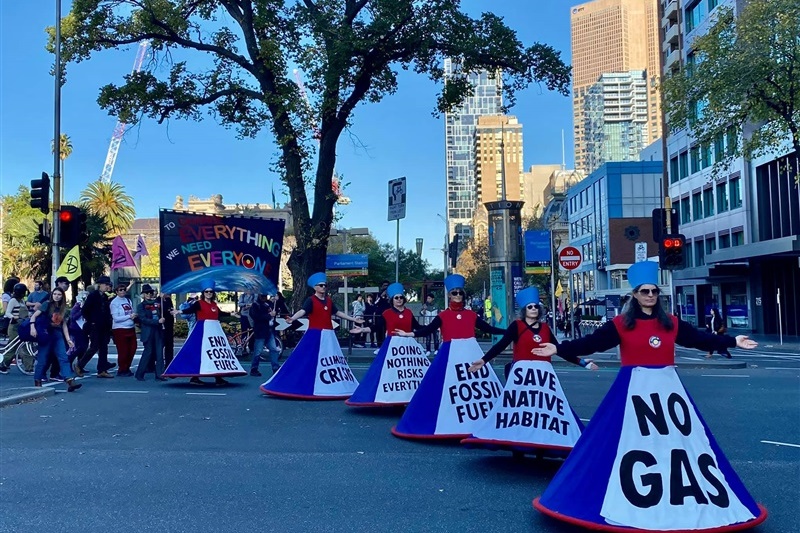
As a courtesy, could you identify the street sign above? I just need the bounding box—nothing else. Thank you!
[325,254,368,277]
[388,177,406,221]
[635,242,648,263]
[558,246,582,270]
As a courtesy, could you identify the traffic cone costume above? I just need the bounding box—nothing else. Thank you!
[462,287,585,456]
[346,283,431,407]
[391,275,504,440]
[163,279,247,378]
[533,262,767,531]
[260,273,359,400]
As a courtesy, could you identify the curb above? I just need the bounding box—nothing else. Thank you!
[0,387,56,407]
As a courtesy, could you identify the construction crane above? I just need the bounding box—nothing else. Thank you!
[292,69,350,205]
[100,40,150,183]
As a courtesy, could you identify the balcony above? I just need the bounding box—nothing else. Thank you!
[665,23,680,46]
[664,49,681,71]
[662,0,678,25]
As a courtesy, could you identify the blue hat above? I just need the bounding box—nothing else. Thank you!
[200,278,215,291]
[444,274,465,293]
[627,261,659,290]
[387,282,405,299]
[516,287,540,308]
[307,272,327,288]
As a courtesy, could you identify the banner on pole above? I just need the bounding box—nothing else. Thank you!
[159,210,285,294]
[111,236,136,270]
[56,245,82,281]
[524,230,552,275]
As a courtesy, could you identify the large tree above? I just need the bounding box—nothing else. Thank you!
[53,0,570,309]
[79,180,136,236]
[662,0,800,178]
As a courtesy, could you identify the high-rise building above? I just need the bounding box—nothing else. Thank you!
[570,0,661,174]
[474,115,524,205]
[583,71,650,173]
[522,164,563,219]
[444,58,503,242]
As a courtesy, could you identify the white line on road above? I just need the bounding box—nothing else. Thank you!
[701,374,750,378]
[764,367,800,371]
[761,440,800,449]
[106,390,149,394]
[185,392,227,396]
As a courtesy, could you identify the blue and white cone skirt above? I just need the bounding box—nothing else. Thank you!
[260,329,359,400]
[163,320,246,377]
[346,335,431,407]
[462,360,584,456]
[533,366,767,532]
[391,338,503,440]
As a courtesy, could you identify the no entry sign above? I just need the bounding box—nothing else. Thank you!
[558,247,582,270]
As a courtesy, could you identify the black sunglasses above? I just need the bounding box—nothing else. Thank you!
[638,288,661,296]
[316,283,327,288]
[449,290,465,296]
[393,295,405,300]
[526,304,538,310]
[203,289,214,294]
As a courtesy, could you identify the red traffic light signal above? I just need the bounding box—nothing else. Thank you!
[659,234,686,270]
[60,210,74,223]
[59,205,82,249]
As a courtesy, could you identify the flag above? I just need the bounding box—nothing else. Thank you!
[555,281,563,298]
[111,235,136,270]
[56,246,82,281]
[271,185,277,208]
[133,234,149,260]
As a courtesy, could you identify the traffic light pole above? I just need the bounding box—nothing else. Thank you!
[51,0,63,285]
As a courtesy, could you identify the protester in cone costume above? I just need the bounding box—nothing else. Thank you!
[531,261,765,532]
[346,282,431,407]
[259,272,364,400]
[460,286,597,455]
[391,274,506,440]
[164,279,244,386]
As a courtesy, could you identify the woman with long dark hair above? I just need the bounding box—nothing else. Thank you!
[530,261,764,532]
[706,307,732,359]
[29,288,81,392]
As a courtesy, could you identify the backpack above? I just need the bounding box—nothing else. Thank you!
[17,315,50,344]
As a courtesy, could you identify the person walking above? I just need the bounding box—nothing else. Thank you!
[572,307,583,339]
[350,294,366,348]
[160,293,176,366]
[374,281,391,345]
[531,261,763,531]
[364,294,379,348]
[706,307,732,359]
[75,276,115,378]
[29,288,81,392]
[248,292,281,377]
[67,291,90,366]
[135,284,167,382]
[110,283,138,377]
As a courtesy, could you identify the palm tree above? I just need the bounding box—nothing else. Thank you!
[51,134,73,203]
[80,180,136,236]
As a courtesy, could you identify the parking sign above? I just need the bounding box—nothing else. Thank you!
[388,177,406,221]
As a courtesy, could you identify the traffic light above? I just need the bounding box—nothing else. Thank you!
[449,234,460,269]
[59,205,81,248]
[30,172,50,214]
[659,234,686,270]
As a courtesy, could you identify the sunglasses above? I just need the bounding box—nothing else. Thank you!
[638,288,661,296]
[450,290,465,296]
[203,290,214,294]
[316,283,327,288]
[526,304,538,310]
[393,295,405,300]
[116,288,127,292]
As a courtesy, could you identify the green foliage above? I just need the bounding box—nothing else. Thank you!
[662,0,800,179]
[51,0,571,310]
[79,180,136,236]
[1,187,50,280]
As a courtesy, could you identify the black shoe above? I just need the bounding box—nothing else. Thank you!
[135,376,145,381]
[0,364,9,374]
[189,377,207,386]
[50,375,65,382]
[155,376,168,382]
[107,363,117,370]
[118,371,134,377]
[66,379,82,392]
[370,343,377,348]
[250,370,262,377]
[215,377,230,386]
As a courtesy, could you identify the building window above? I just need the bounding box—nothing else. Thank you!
[680,197,691,224]
[692,192,703,221]
[679,151,689,179]
[716,182,728,213]
[690,146,701,174]
[726,127,738,156]
[714,134,725,163]
[703,188,715,217]
[719,233,731,249]
[729,178,742,209]
[701,143,712,168]
[670,156,679,184]
[705,237,716,256]
[694,240,705,266]
[732,230,744,246]
[708,0,720,11]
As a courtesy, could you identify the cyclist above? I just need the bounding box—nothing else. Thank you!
[0,283,29,374]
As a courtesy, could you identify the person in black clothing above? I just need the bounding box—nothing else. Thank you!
[248,293,281,377]
[364,293,379,348]
[373,281,391,345]
[75,276,115,378]
[161,293,175,366]
[273,292,290,316]
[572,307,583,338]
[706,307,732,359]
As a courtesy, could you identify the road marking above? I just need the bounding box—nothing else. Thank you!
[580,418,590,423]
[763,367,800,371]
[701,374,750,378]
[760,440,800,449]
[185,392,227,396]
[106,390,149,394]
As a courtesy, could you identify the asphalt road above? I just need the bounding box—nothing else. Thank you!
[1,358,798,533]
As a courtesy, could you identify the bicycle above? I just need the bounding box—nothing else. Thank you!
[0,336,37,375]
[226,326,254,359]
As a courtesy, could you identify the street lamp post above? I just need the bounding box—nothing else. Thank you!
[330,226,369,315]
[437,213,449,309]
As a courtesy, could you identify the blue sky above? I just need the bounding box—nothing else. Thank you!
[0,1,577,271]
